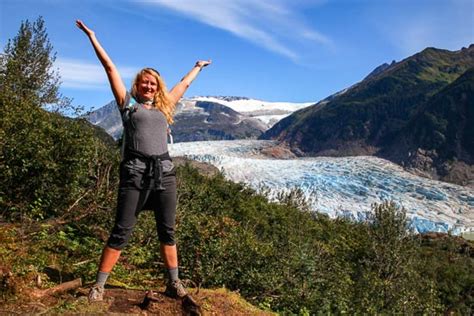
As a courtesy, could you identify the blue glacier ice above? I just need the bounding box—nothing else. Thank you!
[170,140,474,234]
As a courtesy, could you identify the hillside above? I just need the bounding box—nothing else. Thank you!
[262,45,474,184]
[382,67,474,185]
[0,243,273,316]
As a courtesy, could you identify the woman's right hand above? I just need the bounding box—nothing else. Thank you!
[76,20,94,37]
[75,19,127,108]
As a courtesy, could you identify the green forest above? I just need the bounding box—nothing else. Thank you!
[1,17,472,315]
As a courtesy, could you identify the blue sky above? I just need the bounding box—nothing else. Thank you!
[1,0,473,112]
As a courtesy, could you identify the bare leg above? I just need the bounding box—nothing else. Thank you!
[160,243,178,269]
[161,243,187,297]
[98,246,121,273]
[89,246,121,301]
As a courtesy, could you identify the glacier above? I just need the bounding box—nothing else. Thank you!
[169,140,474,234]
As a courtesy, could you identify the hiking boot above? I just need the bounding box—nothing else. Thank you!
[164,280,188,298]
[88,284,104,302]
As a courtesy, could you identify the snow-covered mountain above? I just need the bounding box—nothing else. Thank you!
[169,140,474,234]
[191,96,315,127]
[85,96,315,140]
[171,99,266,142]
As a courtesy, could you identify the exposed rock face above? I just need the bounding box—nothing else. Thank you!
[438,161,474,187]
[403,148,439,178]
[408,148,438,171]
[259,144,297,159]
[85,101,122,140]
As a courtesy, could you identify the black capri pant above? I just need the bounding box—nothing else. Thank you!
[107,165,177,250]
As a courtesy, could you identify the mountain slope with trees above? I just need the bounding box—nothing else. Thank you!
[382,67,474,185]
[262,45,474,185]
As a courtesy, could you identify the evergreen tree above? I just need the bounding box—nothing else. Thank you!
[0,17,119,220]
[0,16,68,109]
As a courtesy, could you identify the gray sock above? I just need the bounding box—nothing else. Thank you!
[95,271,109,288]
[167,267,179,282]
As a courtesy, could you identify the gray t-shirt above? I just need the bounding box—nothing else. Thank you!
[120,92,174,172]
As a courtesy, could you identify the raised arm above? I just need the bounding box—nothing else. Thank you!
[76,20,127,107]
[169,60,212,105]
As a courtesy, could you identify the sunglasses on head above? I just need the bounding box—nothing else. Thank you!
[145,67,160,76]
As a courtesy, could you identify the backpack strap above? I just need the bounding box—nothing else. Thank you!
[167,125,174,145]
[120,95,138,159]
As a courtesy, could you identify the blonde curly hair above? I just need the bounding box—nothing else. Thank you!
[131,68,176,124]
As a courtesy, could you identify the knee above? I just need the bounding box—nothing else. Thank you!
[107,224,134,250]
[158,227,176,245]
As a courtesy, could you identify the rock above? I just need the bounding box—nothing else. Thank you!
[405,148,438,175]
[140,290,202,315]
[260,144,297,159]
[173,156,220,177]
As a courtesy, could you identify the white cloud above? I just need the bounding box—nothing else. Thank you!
[136,0,332,62]
[56,58,137,90]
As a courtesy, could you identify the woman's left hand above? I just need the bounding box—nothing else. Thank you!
[195,60,212,69]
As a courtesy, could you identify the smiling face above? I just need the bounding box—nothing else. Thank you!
[136,72,159,102]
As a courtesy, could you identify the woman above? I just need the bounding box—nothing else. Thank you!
[76,20,211,302]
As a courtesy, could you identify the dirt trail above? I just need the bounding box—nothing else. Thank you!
[1,285,275,315]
